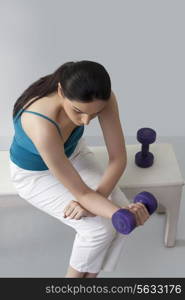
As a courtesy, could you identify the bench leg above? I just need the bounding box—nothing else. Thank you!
[164,188,182,247]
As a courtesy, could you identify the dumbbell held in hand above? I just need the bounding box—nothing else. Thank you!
[135,127,156,168]
[111,191,158,234]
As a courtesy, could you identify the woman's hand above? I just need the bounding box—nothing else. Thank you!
[123,202,150,226]
[63,200,96,220]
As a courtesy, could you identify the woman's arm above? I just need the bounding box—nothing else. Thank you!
[96,90,128,198]
[64,159,127,219]
[76,190,121,219]
[95,158,127,198]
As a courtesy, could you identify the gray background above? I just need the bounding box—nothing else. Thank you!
[0,0,185,147]
[0,0,185,277]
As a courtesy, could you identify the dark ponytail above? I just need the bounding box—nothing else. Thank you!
[13,60,111,119]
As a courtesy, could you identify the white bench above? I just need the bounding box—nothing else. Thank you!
[1,143,185,247]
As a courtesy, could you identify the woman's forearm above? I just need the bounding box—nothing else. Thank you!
[77,190,121,219]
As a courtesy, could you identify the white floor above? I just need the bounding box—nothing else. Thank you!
[0,136,185,278]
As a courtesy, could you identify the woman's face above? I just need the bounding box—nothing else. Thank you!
[58,84,108,126]
[62,98,107,126]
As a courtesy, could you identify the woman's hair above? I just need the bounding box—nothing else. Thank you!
[13,60,111,118]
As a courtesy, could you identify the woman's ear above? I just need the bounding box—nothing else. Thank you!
[58,82,61,90]
[58,82,63,96]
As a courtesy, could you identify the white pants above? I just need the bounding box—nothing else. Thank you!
[9,137,130,273]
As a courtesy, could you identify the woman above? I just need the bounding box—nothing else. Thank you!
[9,60,149,278]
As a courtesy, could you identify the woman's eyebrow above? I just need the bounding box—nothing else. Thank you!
[72,105,105,115]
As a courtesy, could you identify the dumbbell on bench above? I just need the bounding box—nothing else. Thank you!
[111,191,158,234]
[135,127,156,168]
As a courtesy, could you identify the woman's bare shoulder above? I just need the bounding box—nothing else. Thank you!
[22,96,58,116]
[20,96,61,139]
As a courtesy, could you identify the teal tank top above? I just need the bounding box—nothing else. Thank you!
[9,108,84,171]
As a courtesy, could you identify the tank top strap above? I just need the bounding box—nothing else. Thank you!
[14,108,61,131]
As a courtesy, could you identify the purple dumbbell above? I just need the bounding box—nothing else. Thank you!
[111,191,158,234]
[135,128,156,168]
